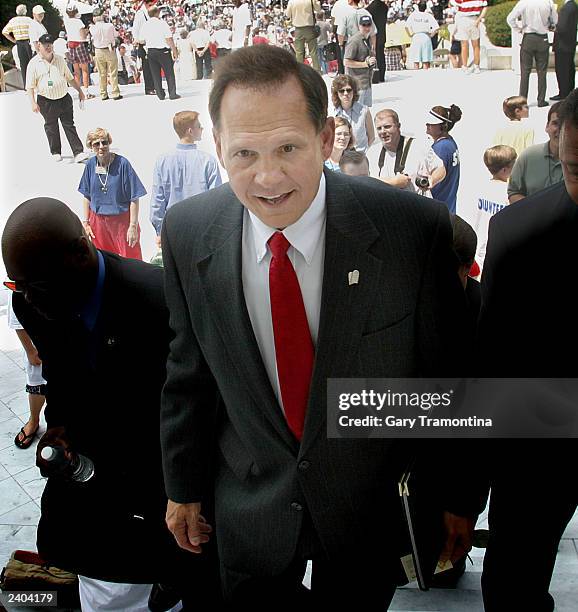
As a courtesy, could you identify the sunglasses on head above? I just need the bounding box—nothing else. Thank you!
[92,140,109,148]
[338,87,353,94]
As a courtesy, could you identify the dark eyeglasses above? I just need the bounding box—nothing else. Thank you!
[338,87,353,94]
[4,279,52,294]
[91,140,109,148]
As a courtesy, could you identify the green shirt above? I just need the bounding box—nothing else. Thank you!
[507,141,563,199]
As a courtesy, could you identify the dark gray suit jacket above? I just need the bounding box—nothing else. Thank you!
[160,169,471,590]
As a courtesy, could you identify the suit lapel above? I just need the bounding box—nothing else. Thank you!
[197,193,298,452]
[300,171,383,455]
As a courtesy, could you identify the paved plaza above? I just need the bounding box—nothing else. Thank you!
[0,66,577,610]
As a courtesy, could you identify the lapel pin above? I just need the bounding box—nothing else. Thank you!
[348,270,360,286]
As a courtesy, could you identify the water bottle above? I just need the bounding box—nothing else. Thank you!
[40,445,95,482]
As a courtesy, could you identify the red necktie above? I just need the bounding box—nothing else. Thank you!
[268,232,314,440]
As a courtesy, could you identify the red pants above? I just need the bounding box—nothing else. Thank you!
[89,210,142,260]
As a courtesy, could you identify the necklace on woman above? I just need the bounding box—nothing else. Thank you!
[96,154,112,194]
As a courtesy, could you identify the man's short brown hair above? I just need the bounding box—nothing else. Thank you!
[502,96,527,120]
[483,145,517,176]
[173,111,200,138]
[209,46,328,134]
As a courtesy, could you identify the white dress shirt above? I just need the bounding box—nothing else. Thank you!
[242,174,326,411]
[90,22,118,49]
[506,0,558,35]
[141,17,172,49]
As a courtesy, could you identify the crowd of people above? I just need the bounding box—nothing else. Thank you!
[1,1,578,611]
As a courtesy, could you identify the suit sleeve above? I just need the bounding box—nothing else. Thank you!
[160,215,219,504]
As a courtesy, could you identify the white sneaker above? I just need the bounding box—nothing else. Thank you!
[74,151,89,163]
[52,153,62,162]
[472,65,481,74]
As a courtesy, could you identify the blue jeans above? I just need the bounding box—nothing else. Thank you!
[318,46,328,75]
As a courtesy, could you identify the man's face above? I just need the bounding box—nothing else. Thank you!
[35,12,45,22]
[359,23,372,37]
[546,112,560,147]
[559,122,578,205]
[37,42,53,60]
[375,113,401,151]
[214,76,334,229]
[4,244,89,321]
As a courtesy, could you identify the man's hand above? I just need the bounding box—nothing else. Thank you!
[439,511,474,564]
[367,56,376,67]
[392,173,411,188]
[36,426,73,477]
[166,500,212,554]
[26,348,42,367]
[79,89,86,102]
[31,102,40,113]
[155,235,162,248]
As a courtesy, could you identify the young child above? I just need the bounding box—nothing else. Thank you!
[492,96,535,156]
[7,295,46,449]
[473,145,517,273]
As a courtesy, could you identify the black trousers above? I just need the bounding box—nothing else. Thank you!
[147,48,177,99]
[482,457,578,612]
[36,93,83,156]
[136,44,154,93]
[16,39,33,85]
[554,49,576,98]
[374,32,386,83]
[117,70,134,85]
[195,51,213,79]
[519,33,550,104]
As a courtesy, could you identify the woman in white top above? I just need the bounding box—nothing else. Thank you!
[405,2,439,70]
[331,74,375,153]
[64,5,93,97]
[177,29,196,81]
[324,117,356,172]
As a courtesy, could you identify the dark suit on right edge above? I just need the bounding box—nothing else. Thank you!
[553,0,578,98]
[478,182,578,611]
[160,169,478,606]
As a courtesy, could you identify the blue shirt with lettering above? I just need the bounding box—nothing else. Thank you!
[431,137,460,214]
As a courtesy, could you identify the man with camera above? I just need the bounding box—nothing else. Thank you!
[370,108,446,196]
[343,15,376,106]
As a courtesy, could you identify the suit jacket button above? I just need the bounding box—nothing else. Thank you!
[291,502,303,512]
[298,460,310,471]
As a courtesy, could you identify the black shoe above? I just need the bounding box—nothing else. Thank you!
[169,94,181,100]
[145,90,156,95]
[537,101,549,107]
[112,95,123,100]
[549,94,565,101]
[148,583,181,612]
[101,96,109,101]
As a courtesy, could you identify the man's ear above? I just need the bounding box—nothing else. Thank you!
[68,236,93,264]
[321,116,335,160]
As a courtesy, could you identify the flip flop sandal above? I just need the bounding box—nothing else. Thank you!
[14,426,39,450]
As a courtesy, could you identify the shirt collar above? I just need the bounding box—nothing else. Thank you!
[79,250,105,331]
[248,172,326,265]
[544,141,559,162]
[176,143,198,150]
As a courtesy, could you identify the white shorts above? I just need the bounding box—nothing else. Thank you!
[24,354,46,389]
[454,14,481,41]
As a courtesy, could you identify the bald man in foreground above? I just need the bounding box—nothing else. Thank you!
[1,198,220,610]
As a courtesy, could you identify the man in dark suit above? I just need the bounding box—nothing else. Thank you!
[551,0,578,101]
[478,89,578,611]
[1,198,220,610]
[160,45,479,609]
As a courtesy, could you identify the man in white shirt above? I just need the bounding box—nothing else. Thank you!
[140,5,180,100]
[89,9,122,101]
[29,5,47,48]
[331,0,349,72]
[189,20,212,79]
[231,0,252,49]
[370,108,446,196]
[506,0,558,107]
[213,22,233,61]
[131,0,156,95]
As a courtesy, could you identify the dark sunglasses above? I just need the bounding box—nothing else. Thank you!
[92,140,109,148]
[4,279,52,293]
[338,87,353,94]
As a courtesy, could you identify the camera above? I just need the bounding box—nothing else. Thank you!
[415,175,430,190]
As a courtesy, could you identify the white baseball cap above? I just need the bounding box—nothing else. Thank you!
[32,5,45,15]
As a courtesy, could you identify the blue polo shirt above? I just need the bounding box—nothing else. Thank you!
[78,155,147,216]
[431,137,460,214]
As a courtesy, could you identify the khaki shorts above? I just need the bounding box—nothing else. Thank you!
[454,14,481,41]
